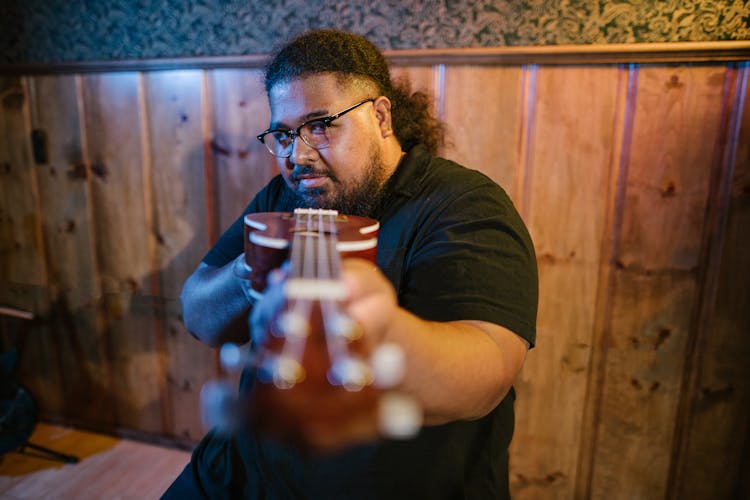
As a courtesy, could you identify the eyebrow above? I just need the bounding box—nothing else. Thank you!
[269,108,331,131]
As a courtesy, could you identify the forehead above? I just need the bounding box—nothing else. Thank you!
[268,74,353,122]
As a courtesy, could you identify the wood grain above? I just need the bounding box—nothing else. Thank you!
[0,77,45,309]
[670,64,750,500]
[441,66,524,202]
[590,65,729,499]
[0,423,190,499]
[0,76,54,425]
[144,70,217,441]
[509,66,622,500]
[1,54,749,497]
[80,72,166,434]
[25,75,111,427]
[210,69,277,235]
[390,65,438,113]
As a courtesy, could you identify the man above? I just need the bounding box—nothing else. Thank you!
[165,29,537,499]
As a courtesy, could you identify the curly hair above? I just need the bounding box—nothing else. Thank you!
[264,29,444,155]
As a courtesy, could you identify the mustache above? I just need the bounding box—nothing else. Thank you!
[290,164,332,182]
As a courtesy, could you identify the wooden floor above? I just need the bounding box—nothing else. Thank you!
[0,423,191,499]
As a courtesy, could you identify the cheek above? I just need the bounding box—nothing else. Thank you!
[277,160,295,185]
[325,144,371,184]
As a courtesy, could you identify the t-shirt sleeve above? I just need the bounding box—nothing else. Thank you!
[400,182,538,347]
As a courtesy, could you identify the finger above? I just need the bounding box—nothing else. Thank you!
[341,258,384,300]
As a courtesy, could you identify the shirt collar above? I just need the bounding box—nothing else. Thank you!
[382,144,431,200]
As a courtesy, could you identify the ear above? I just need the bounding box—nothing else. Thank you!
[372,96,394,138]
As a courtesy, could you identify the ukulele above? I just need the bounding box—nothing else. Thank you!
[201,208,421,453]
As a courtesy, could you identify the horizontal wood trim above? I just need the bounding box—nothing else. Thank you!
[386,41,750,66]
[1,41,749,75]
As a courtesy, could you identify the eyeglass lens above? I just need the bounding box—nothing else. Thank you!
[267,121,329,157]
[258,98,374,158]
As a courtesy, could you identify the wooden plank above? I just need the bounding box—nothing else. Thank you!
[0,423,190,499]
[590,64,729,499]
[0,77,45,310]
[390,66,436,98]
[672,64,750,500]
[210,69,276,234]
[23,75,110,427]
[80,72,165,434]
[389,65,439,135]
[144,69,217,441]
[509,66,622,499]
[0,77,53,415]
[441,66,524,202]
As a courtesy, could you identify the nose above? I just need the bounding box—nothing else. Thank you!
[289,133,318,165]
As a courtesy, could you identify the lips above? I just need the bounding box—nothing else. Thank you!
[296,174,325,188]
[292,168,330,190]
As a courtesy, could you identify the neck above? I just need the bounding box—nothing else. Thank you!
[382,138,406,178]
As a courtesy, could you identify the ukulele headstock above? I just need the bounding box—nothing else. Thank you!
[201,209,422,452]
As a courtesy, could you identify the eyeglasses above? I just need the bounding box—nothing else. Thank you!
[257,98,375,158]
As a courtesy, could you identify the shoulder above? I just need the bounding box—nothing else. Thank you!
[402,146,514,216]
[251,175,294,213]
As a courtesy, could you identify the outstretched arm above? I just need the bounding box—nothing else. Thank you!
[343,258,529,424]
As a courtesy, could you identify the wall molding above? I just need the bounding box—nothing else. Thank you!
[1,41,749,75]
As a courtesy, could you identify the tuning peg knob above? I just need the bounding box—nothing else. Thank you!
[326,312,360,340]
[200,379,240,433]
[257,354,305,389]
[328,355,373,391]
[378,392,422,439]
[219,343,255,372]
[371,343,406,389]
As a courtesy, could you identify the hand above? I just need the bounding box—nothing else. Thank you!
[341,258,399,349]
[249,266,288,346]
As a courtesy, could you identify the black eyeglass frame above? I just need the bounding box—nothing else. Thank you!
[256,98,376,158]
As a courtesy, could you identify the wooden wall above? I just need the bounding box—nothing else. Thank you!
[1,51,748,499]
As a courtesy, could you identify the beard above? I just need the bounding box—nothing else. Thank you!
[291,143,389,218]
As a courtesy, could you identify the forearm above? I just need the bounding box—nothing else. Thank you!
[384,311,528,425]
[180,255,253,347]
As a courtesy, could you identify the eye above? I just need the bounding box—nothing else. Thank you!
[304,120,328,136]
[270,130,292,146]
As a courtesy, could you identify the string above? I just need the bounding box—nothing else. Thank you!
[273,211,311,386]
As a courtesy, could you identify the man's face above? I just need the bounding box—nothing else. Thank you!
[267,74,390,216]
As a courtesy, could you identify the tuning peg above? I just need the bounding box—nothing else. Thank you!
[325,311,360,340]
[371,343,406,389]
[378,392,422,439]
[200,379,241,434]
[257,353,306,389]
[219,343,256,372]
[327,355,373,391]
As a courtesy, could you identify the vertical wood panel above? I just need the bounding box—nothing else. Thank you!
[210,69,276,233]
[390,66,439,125]
[81,72,164,433]
[26,75,110,426]
[390,66,436,98]
[510,66,623,499]
[145,70,216,441]
[0,77,53,420]
[441,66,524,203]
[591,64,729,499]
[0,77,45,309]
[673,64,750,500]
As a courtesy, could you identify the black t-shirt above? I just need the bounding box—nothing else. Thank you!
[195,145,538,499]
